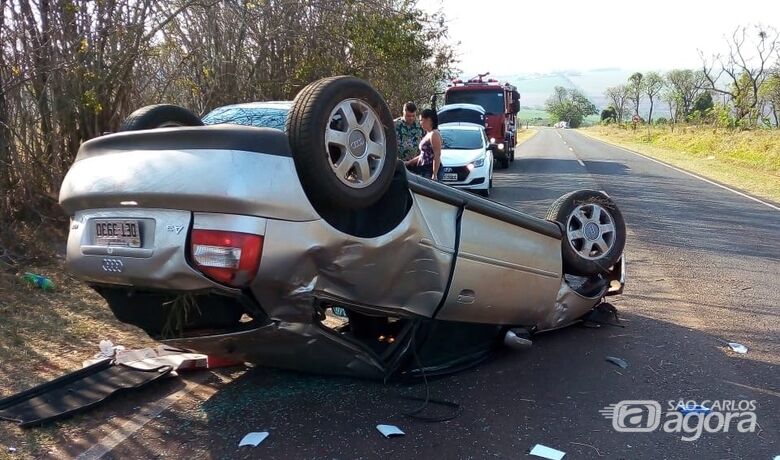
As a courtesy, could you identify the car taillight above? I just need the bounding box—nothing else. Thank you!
[190,230,263,287]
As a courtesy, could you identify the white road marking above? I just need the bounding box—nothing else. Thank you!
[76,376,207,460]
[581,133,780,212]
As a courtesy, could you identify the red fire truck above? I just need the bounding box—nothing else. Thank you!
[444,73,520,168]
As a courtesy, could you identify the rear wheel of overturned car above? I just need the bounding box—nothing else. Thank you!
[286,76,397,210]
[120,104,203,131]
[546,190,626,276]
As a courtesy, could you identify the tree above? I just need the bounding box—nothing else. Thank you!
[643,71,665,124]
[627,72,644,116]
[544,86,597,128]
[759,70,780,127]
[665,69,706,121]
[600,107,617,123]
[604,84,630,123]
[700,25,779,125]
[691,91,714,119]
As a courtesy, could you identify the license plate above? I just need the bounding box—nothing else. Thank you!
[95,220,141,247]
[443,173,458,182]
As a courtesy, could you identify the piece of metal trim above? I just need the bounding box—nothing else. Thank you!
[458,251,560,279]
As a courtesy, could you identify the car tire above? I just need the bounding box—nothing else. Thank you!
[546,190,626,276]
[477,188,490,197]
[510,149,515,162]
[286,76,397,210]
[499,157,510,169]
[120,104,203,131]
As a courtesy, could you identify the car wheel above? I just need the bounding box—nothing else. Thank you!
[510,149,515,162]
[546,190,626,276]
[499,157,510,169]
[286,76,397,210]
[120,104,203,131]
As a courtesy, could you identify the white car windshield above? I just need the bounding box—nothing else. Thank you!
[440,129,483,150]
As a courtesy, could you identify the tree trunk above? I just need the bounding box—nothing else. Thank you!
[648,98,654,124]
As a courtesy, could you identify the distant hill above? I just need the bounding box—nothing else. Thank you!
[485,69,673,118]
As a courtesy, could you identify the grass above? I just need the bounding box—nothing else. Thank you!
[581,125,780,203]
[0,259,153,458]
[515,127,538,145]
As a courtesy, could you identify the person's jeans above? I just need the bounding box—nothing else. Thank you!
[409,163,443,181]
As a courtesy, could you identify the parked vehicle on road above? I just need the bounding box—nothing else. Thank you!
[438,123,495,197]
[59,76,626,380]
[443,73,520,168]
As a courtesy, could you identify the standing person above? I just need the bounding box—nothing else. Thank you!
[405,109,442,181]
[394,102,425,161]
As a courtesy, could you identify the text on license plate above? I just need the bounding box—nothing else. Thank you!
[443,173,458,181]
[95,220,141,247]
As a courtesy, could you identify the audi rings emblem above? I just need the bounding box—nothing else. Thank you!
[101,258,124,273]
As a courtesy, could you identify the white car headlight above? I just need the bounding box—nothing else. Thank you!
[472,155,486,168]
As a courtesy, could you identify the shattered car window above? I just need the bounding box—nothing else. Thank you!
[440,129,483,150]
[202,107,288,130]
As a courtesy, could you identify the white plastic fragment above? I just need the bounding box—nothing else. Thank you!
[8,447,17,453]
[376,424,405,438]
[605,356,628,369]
[238,432,269,447]
[529,444,566,460]
[727,342,748,354]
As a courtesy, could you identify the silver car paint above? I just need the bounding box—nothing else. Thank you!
[59,148,319,222]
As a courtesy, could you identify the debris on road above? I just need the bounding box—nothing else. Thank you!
[727,342,748,354]
[605,356,629,369]
[238,432,269,447]
[583,303,623,327]
[376,424,405,438]
[0,360,172,427]
[21,272,56,291]
[84,342,241,371]
[8,447,17,453]
[529,443,566,460]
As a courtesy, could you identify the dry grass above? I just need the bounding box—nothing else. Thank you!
[0,262,153,458]
[581,125,780,203]
[515,127,538,146]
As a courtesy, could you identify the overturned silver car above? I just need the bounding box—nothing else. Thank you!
[59,76,626,380]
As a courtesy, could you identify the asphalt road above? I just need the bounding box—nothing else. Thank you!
[71,128,778,459]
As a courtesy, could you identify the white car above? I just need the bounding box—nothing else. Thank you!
[438,123,495,197]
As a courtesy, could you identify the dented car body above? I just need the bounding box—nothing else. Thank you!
[59,77,625,380]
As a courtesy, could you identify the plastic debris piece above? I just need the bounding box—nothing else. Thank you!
[529,444,566,460]
[238,432,269,447]
[21,272,56,291]
[376,424,405,438]
[605,356,628,369]
[8,447,17,453]
[727,342,748,354]
[676,403,711,415]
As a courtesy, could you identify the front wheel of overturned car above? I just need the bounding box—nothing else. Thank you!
[546,190,626,276]
[286,76,397,210]
[120,104,203,131]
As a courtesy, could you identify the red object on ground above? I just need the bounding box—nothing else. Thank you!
[206,355,244,369]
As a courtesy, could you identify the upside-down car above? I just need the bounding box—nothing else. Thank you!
[59,76,626,380]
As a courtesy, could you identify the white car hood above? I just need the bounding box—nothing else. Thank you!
[441,148,485,166]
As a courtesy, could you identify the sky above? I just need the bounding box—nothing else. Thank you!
[416,0,780,75]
